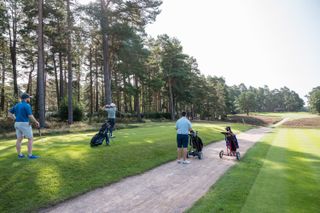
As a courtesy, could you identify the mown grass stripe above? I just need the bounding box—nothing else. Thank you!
[189,128,320,213]
[285,129,320,213]
[240,129,290,213]
[187,132,274,213]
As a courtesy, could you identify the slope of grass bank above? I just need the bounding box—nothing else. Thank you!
[188,128,320,213]
[254,112,319,119]
[0,122,250,212]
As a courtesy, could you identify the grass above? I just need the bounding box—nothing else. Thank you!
[187,128,320,213]
[0,121,251,212]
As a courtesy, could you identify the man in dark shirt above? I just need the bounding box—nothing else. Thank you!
[8,93,40,159]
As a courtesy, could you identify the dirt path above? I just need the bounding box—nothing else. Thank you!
[42,127,271,213]
[271,118,290,127]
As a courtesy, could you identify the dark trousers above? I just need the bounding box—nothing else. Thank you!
[108,118,115,136]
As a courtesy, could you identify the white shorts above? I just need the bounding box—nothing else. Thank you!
[14,122,33,139]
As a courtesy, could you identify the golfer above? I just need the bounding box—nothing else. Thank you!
[176,111,192,164]
[104,103,117,137]
[8,93,40,159]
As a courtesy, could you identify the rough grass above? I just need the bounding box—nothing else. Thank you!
[188,128,320,213]
[282,117,320,128]
[227,114,282,126]
[228,112,319,127]
[0,121,251,213]
[253,112,318,119]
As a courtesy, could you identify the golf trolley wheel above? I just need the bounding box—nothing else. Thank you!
[219,150,224,158]
[236,151,241,160]
[198,152,203,160]
[186,152,190,158]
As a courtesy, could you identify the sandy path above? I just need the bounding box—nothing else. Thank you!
[42,127,271,213]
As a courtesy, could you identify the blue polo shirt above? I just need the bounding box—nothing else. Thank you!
[176,117,192,135]
[9,100,33,122]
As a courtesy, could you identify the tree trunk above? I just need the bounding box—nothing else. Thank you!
[168,78,175,120]
[95,48,99,112]
[59,51,64,101]
[100,0,112,105]
[8,1,18,98]
[77,62,80,103]
[64,58,67,95]
[66,0,73,124]
[114,68,121,112]
[141,83,145,114]
[26,62,35,95]
[101,79,105,106]
[134,76,141,120]
[128,77,133,112]
[0,52,5,111]
[191,104,195,120]
[37,0,45,127]
[123,75,128,112]
[52,52,60,107]
[89,47,93,116]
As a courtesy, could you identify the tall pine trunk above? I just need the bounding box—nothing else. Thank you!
[114,68,121,112]
[37,0,45,127]
[52,52,60,107]
[168,78,175,120]
[100,0,112,105]
[89,47,93,116]
[8,1,18,98]
[0,52,5,111]
[134,76,141,120]
[59,51,64,101]
[77,60,80,103]
[95,48,99,112]
[26,62,34,95]
[123,75,128,112]
[66,0,73,124]
[128,77,133,112]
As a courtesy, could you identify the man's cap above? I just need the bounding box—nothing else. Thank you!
[20,93,32,99]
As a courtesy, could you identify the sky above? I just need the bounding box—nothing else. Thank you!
[80,0,320,104]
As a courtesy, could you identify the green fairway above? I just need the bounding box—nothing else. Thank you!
[188,128,320,213]
[0,122,250,212]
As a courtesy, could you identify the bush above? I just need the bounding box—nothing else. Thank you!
[0,118,15,133]
[143,112,171,119]
[58,98,84,122]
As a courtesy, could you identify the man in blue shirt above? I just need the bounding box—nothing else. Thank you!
[176,111,192,164]
[8,93,40,159]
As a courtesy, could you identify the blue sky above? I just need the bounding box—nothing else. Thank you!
[80,0,320,104]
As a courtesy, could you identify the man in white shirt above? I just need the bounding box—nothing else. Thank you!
[104,103,117,137]
[175,112,192,164]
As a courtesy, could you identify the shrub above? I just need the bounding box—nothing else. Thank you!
[58,98,84,122]
[143,112,171,119]
[0,118,15,133]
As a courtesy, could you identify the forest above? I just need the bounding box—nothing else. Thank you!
[1,0,317,128]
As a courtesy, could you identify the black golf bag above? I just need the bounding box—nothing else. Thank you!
[90,122,111,147]
[187,131,204,159]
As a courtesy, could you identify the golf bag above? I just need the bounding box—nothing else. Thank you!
[187,131,204,159]
[90,122,111,147]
